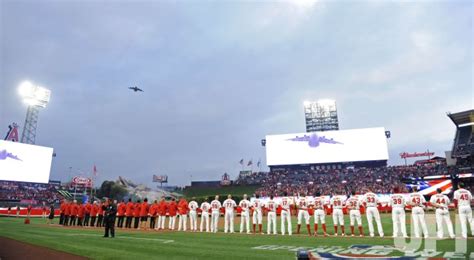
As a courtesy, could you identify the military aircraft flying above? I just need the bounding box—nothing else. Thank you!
[129,86,144,92]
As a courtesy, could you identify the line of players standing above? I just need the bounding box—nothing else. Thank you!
[58,184,473,239]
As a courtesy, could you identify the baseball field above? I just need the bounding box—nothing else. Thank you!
[0,213,472,259]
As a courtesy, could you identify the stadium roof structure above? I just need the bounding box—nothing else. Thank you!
[447,109,474,127]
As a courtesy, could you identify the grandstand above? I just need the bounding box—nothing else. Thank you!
[448,109,474,170]
[0,180,64,207]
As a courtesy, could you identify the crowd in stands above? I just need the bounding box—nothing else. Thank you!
[237,164,456,196]
[0,181,64,205]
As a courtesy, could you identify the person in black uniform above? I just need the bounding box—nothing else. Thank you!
[104,198,117,238]
[47,204,55,225]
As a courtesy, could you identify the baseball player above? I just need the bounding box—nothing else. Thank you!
[252,194,263,234]
[409,186,429,238]
[280,192,292,236]
[178,198,189,231]
[346,191,363,237]
[390,191,408,238]
[168,198,178,230]
[188,198,199,232]
[210,195,222,233]
[430,188,455,239]
[223,194,237,233]
[239,194,251,234]
[453,183,473,239]
[363,190,384,237]
[330,193,345,236]
[266,195,277,235]
[312,192,327,236]
[296,193,311,235]
[200,198,211,232]
[157,198,168,230]
[139,198,149,230]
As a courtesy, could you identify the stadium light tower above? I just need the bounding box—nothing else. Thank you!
[303,99,339,132]
[18,81,51,144]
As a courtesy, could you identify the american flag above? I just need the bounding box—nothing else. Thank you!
[247,160,253,166]
[239,159,244,165]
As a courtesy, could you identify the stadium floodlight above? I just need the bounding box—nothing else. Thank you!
[18,81,51,144]
[18,81,51,108]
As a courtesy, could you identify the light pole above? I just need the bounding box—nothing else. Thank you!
[18,81,51,144]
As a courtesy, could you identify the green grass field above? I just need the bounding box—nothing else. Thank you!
[0,213,472,259]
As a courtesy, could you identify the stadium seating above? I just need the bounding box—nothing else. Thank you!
[237,164,452,196]
[0,181,64,205]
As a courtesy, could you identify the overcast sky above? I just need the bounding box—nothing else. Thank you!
[0,0,472,187]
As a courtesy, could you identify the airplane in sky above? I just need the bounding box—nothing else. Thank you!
[129,86,144,92]
[287,133,343,148]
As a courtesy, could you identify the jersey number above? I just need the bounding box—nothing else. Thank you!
[393,198,402,205]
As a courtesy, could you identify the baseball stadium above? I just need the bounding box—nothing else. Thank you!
[1,1,473,259]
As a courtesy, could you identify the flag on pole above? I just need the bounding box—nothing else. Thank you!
[239,159,244,165]
[247,160,253,166]
[257,159,261,167]
[93,164,98,176]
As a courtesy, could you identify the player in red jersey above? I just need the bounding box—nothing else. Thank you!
[84,201,92,227]
[139,199,150,230]
[178,198,189,231]
[116,200,126,228]
[90,201,99,227]
[64,201,71,226]
[168,198,178,230]
[149,200,159,229]
[97,201,105,227]
[125,198,134,228]
[77,202,85,226]
[158,198,168,230]
[133,200,141,229]
[70,200,79,226]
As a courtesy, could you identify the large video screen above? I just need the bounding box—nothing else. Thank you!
[0,140,54,183]
[266,127,389,166]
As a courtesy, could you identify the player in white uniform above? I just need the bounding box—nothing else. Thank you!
[453,183,473,239]
[223,194,237,233]
[409,186,429,238]
[251,194,263,234]
[239,194,251,234]
[312,192,328,236]
[296,194,312,235]
[363,190,384,237]
[330,194,346,236]
[188,198,199,232]
[430,188,455,239]
[210,195,222,233]
[280,192,292,236]
[266,195,277,235]
[346,191,363,237]
[390,192,408,238]
[200,198,211,232]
